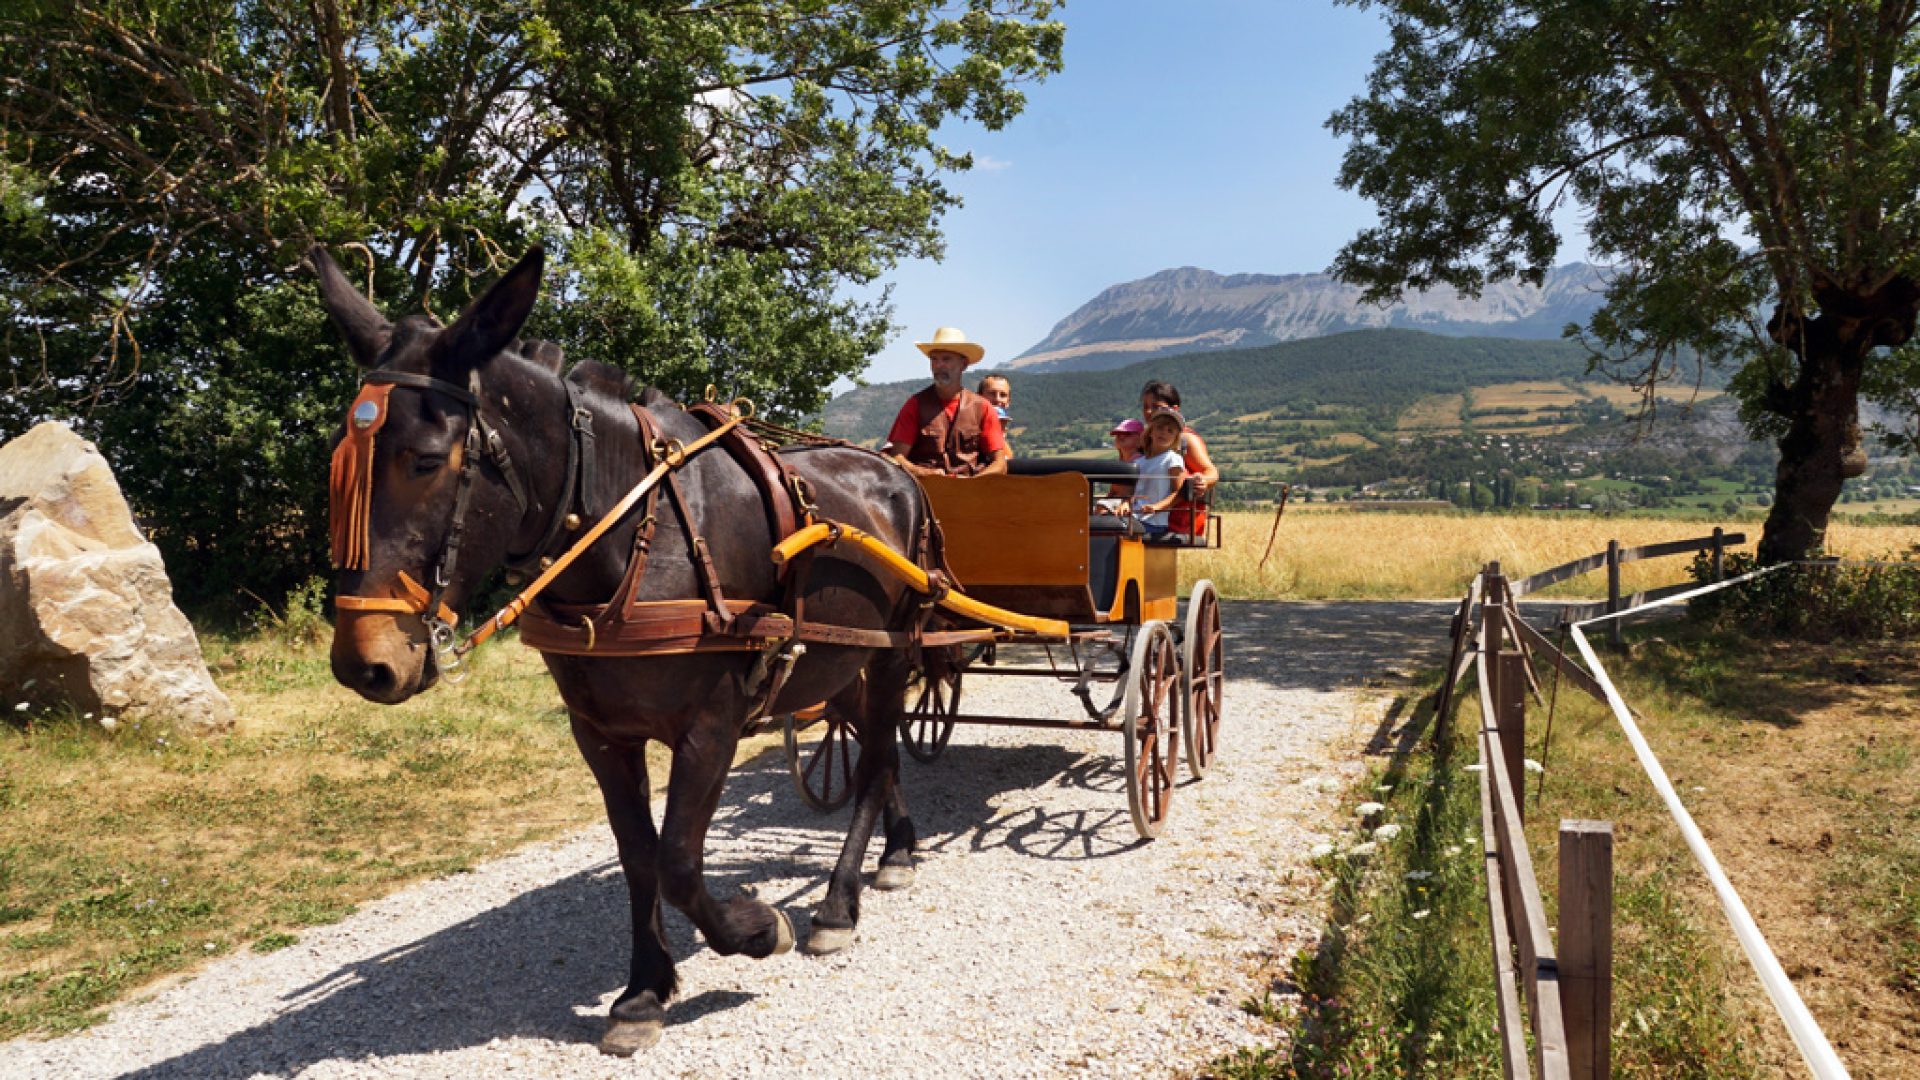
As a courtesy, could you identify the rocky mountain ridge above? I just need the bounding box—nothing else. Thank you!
[1009,263,1612,372]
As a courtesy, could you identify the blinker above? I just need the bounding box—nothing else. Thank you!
[352,400,381,430]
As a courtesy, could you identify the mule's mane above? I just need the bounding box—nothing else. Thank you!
[563,357,637,406]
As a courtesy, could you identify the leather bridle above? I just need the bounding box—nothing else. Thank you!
[331,363,748,685]
[332,365,591,681]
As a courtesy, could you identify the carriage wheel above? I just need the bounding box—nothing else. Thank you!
[784,705,861,813]
[1182,579,1224,779]
[900,665,961,763]
[1122,620,1182,840]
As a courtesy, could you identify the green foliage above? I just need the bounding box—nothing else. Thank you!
[1689,549,1920,639]
[0,1,1062,610]
[1330,1,1920,560]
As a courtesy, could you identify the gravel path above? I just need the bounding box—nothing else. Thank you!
[1,601,1454,1080]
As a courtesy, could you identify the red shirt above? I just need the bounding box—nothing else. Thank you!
[885,392,1007,455]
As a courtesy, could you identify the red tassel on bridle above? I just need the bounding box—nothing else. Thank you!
[329,383,395,569]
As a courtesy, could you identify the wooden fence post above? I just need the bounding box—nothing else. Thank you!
[1559,821,1614,1080]
[1482,566,1529,808]
[1498,645,1529,815]
[1605,539,1623,649]
[1711,526,1726,582]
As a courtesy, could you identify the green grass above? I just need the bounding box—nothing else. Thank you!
[0,628,608,1037]
[1214,660,1776,1078]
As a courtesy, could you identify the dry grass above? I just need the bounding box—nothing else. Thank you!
[0,629,788,1037]
[1184,509,1920,600]
[1526,628,1920,1078]
[1398,393,1466,431]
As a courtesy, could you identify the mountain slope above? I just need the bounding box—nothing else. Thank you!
[824,328,1606,445]
[1010,263,1611,373]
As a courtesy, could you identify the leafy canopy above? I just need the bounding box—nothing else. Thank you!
[0,0,1062,609]
[1328,0,1920,451]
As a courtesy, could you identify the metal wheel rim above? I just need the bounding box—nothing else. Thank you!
[1182,580,1224,779]
[1123,621,1181,839]
[901,667,960,763]
[785,707,860,813]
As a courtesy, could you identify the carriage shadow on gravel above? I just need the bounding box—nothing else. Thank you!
[114,719,1129,1076]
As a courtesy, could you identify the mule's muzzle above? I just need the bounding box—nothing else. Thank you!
[335,656,405,703]
[331,611,432,704]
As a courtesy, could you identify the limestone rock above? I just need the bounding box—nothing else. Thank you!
[0,422,233,733]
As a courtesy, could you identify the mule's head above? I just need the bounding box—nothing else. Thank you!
[313,245,551,703]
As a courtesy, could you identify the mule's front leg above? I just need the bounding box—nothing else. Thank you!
[657,721,796,959]
[570,715,673,1057]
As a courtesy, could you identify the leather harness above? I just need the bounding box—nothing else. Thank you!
[332,367,982,710]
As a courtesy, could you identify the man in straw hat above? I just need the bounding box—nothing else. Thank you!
[882,326,1008,477]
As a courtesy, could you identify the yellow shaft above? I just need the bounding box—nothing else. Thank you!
[772,522,1070,637]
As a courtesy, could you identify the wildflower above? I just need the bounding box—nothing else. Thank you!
[1310,843,1336,858]
[203,942,217,952]
[1444,845,1462,857]
[1354,801,1384,818]
[1347,841,1378,858]
[1411,909,1431,920]
[1375,784,1392,793]
[1373,822,1403,840]
[100,716,117,732]
[1354,913,1372,926]
[1405,870,1432,881]
[1463,763,1485,772]
[1523,758,1544,774]
[12,702,26,713]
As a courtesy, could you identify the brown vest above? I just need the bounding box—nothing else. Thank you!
[909,386,990,476]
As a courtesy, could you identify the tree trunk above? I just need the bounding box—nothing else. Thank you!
[1758,277,1920,563]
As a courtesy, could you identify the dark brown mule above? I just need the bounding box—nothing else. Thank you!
[315,246,925,1055]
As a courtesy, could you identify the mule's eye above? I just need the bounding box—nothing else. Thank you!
[411,454,445,476]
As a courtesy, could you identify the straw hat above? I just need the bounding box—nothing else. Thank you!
[915,326,986,366]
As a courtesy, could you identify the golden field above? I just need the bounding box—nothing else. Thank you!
[1182,509,1920,600]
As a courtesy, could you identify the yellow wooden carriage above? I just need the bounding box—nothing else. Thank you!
[781,461,1225,839]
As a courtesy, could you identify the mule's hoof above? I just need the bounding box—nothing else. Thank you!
[804,924,856,956]
[600,1019,663,1057]
[771,907,795,955]
[872,863,915,891]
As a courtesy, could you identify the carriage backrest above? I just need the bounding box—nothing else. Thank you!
[918,473,1096,621]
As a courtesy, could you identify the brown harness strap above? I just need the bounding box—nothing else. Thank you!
[520,596,997,657]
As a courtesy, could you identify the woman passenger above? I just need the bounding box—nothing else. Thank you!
[1139,380,1219,537]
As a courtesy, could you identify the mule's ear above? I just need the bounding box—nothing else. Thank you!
[309,245,391,368]
[442,246,545,370]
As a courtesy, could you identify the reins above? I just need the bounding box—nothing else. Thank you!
[330,367,748,682]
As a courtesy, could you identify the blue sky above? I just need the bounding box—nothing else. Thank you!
[858,1,1403,385]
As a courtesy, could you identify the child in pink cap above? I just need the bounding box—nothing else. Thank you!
[1095,418,1144,514]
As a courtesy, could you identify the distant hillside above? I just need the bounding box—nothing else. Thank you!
[1008,263,1611,373]
[825,328,1608,444]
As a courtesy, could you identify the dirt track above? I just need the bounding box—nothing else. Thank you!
[0,601,1455,1080]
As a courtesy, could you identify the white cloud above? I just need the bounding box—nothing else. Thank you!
[971,153,1013,172]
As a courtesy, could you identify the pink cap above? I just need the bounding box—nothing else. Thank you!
[1110,418,1144,435]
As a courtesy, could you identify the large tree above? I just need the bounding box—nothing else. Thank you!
[0,0,1060,608]
[1330,0,1920,561]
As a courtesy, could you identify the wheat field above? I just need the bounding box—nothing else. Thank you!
[1181,509,1920,600]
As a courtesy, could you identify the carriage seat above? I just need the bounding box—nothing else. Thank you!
[1007,457,1140,483]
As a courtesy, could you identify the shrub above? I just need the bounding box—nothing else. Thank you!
[1690,547,1920,639]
